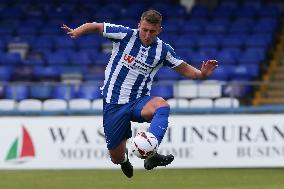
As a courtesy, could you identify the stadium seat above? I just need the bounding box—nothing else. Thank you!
[32,37,54,50]
[4,85,28,100]
[214,97,240,108]
[0,66,12,81]
[45,52,70,65]
[69,98,92,110]
[151,84,173,99]
[245,34,273,48]
[0,52,22,65]
[0,99,17,111]
[11,65,33,81]
[69,51,92,65]
[207,66,228,81]
[173,80,198,99]
[33,66,61,82]
[29,84,53,100]
[238,48,265,65]
[43,99,68,111]
[197,80,222,98]
[54,37,77,50]
[196,35,219,48]
[92,98,103,110]
[76,84,102,100]
[216,50,238,65]
[18,99,42,111]
[155,67,181,81]
[52,84,76,100]
[189,98,214,108]
[220,34,246,48]
[167,98,190,108]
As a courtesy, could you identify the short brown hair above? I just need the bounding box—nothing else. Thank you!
[140,9,162,25]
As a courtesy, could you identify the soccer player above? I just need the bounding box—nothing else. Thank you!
[62,9,218,178]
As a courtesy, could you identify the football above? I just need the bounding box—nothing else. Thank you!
[131,131,158,159]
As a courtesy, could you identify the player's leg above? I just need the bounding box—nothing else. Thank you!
[109,140,133,178]
[141,96,170,144]
[133,96,174,170]
[103,102,133,178]
[109,140,127,164]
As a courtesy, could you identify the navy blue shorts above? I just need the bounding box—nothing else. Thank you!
[103,96,154,150]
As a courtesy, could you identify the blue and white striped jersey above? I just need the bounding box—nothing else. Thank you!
[101,23,183,104]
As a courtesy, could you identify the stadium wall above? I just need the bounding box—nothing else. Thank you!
[0,114,283,170]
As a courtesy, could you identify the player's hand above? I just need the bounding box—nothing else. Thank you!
[61,24,80,39]
[200,60,218,78]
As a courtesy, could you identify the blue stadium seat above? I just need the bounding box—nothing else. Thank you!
[69,51,92,65]
[11,65,33,81]
[233,5,258,18]
[52,84,76,100]
[32,37,54,50]
[188,5,209,18]
[238,47,266,65]
[150,84,173,99]
[0,52,22,65]
[220,34,246,48]
[207,66,228,81]
[29,84,53,99]
[33,66,61,82]
[163,22,179,34]
[39,25,61,35]
[93,53,110,65]
[76,84,102,100]
[230,65,252,80]
[174,36,196,49]
[4,85,28,100]
[245,34,273,48]
[54,36,77,50]
[77,35,102,50]
[211,6,235,18]
[252,19,278,34]
[45,52,69,65]
[188,51,209,67]
[16,25,38,36]
[198,47,218,59]
[216,48,241,65]
[155,67,181,81]
[258,4,281,17]
[22,57,45,65]
[204,23,227,34]
[196,35,219,48]
[181,23,203,34]
[0,66,12,81]
[222,79,252,98]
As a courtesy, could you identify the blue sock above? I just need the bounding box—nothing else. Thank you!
[149,106,170,145]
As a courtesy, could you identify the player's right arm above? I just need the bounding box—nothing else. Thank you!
[61,22,103,38]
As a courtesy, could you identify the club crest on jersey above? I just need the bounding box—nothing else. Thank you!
[124,54,135,64]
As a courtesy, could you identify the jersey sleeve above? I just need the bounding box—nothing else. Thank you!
[163,45,183,68]
[103,22,132,41]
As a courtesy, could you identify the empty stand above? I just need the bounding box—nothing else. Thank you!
[0,0,283,109]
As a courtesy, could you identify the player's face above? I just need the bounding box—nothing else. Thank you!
[138,20,161,46]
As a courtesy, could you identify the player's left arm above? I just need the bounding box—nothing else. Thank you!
[173,60,218,80]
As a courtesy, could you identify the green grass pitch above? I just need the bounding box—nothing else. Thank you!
[0,168,283,189]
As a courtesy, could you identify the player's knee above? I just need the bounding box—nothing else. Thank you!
[154,97,170,109]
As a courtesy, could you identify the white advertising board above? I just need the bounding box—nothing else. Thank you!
[0,114,283,169]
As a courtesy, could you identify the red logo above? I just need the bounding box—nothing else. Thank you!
[124,54,135,64]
